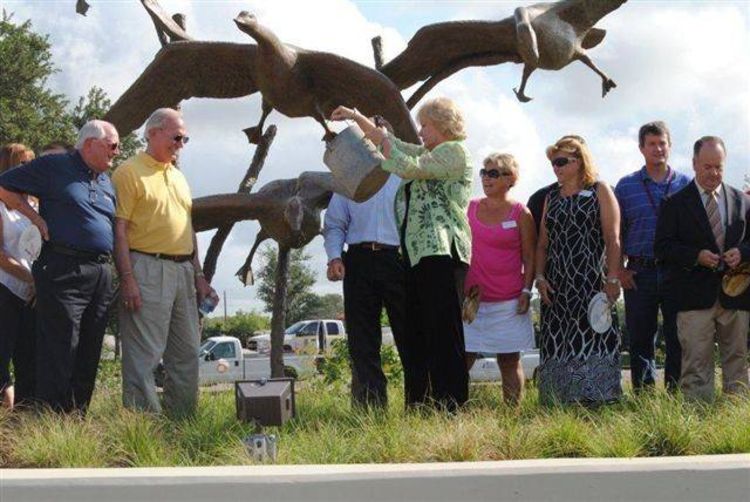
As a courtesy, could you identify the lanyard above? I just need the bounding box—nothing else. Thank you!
[641,168,673,214]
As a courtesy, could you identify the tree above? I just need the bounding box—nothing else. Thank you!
[306,293,344,320]
[256,244,320,325]
[0,12,74,149]
[70,86,143,163]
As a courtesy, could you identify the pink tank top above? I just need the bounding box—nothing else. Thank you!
[464,199,525,302]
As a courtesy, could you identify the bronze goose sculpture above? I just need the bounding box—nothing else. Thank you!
[233,11,417,144]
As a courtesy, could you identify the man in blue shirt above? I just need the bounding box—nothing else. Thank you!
[0,120,119,413]
[615,121,691,391]
[324,174,411,408]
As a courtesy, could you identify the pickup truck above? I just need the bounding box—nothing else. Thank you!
[468,350,541,382]
[248,319,346,354]
[197,336,318,385]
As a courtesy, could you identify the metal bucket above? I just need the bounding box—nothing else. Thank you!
[323,124,389,203]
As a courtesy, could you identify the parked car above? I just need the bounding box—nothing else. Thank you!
[248,319,346,354]
[468,350,540,382]
[197,336,318,385]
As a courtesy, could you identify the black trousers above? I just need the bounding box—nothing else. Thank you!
[343,247,409,407]
[405,255,468,412]
[0,282,35,404]
[32,249,114,413]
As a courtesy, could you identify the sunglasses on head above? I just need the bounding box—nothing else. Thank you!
[551,157,577,168]
[172,135,190,144]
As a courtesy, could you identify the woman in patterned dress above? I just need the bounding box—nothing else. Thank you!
[331,98,472,411]
[535,136,623,405]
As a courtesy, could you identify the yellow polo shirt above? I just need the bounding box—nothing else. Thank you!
[112,152,194,255]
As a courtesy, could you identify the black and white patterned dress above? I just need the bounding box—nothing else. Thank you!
[538,184,622,405]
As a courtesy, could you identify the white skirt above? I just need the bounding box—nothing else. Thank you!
[463,299,535,354]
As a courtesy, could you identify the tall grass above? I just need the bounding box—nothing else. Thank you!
[1,360,748,468]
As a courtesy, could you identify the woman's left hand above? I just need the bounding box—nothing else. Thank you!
[516,293,530,314]
[604,281,621,304]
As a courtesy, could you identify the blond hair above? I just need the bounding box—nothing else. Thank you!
[483,152,519,187]
[0,143,35,173]
[545,136,597,186]
[417,97,467,141]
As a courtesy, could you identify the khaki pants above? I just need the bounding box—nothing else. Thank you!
[121,252,200,417]
[676,302,749,401]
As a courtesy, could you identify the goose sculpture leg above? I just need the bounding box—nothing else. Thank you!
[513,65,536,103]
[244,99,273,144]
[576,51,617,98]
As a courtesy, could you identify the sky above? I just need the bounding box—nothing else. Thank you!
[3,0,749,316]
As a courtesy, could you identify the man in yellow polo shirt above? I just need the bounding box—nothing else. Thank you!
[112,108,217,417]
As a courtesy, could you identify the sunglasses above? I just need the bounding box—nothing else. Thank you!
[551,157,578,168]
[172,135,190,144]
[479,169,513,179]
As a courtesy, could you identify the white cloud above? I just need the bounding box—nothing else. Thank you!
[5,0,749,315]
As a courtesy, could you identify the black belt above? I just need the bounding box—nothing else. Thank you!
[628,256,658,268]
[131,249,193,263]
[350,242,399,252]
[47,243,111,263]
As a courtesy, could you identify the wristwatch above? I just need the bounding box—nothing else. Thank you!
[606,277,621,286]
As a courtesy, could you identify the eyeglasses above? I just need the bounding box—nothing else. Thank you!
[172,135,190,145]
[100,139,119,152]
[551,157,578,168]
[479,169,513,179]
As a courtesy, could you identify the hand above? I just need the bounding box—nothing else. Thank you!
[365,126,387,147]
[195,275,216,304]
[619,269,637,290]
[31,214,49,241]
[536,277,555,306]
[381,136,392,159]
[516,292,530,314]
[327,258,345,281]
[604,281,621,304]
[330,106,356,121]
[697,249,721,269]
[121,275,142,312]
[723,248,742,269]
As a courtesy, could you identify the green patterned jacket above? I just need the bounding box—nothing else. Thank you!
[381,134,473,267]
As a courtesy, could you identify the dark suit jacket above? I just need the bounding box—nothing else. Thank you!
[654,181,750,312]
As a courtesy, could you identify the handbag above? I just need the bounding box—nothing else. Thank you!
[462,285,481,324]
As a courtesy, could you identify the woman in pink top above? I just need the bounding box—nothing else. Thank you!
[464,153,536,405]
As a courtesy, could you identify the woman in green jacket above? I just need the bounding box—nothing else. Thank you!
[331,97,472,411]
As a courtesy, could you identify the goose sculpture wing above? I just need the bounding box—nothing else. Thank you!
[105,41,259,136]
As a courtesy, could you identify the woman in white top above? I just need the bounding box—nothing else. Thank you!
[0,143,37,410]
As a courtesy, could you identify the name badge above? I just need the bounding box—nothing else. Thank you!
[502,220,517,229]
[579,190,593,197]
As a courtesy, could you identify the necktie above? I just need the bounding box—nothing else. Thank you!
[706,190,724,251]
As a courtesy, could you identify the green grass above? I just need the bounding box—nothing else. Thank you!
[1,359,748,467]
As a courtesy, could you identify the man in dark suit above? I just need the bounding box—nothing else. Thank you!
[655,136,750,401]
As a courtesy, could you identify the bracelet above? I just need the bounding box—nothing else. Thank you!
[521,288,532,296]
[606,277,621,286]
[350,108,359,120]
[535,275,547,284]
[195,271,205,278]
[120,271,133,277]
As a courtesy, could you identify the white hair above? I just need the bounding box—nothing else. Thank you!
[75,120,110,150]
[144,108,181,140]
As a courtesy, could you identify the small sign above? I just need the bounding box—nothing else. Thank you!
[579,190,593,198]
[19,225,42,262]
[502,220,518,229]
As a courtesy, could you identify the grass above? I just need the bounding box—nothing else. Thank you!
[0,360,748,468]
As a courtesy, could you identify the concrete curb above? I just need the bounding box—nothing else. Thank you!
[2,454,748,501]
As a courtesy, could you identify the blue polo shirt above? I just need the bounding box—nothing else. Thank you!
[0,151,116,253]
[615,166,691,258]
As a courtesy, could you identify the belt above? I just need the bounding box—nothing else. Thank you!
[350,242,399,252]
[47,243,111,263]
[627,256,658,268]
[131,249,194,263]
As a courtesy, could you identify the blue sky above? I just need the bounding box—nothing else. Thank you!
[4,0,749,315]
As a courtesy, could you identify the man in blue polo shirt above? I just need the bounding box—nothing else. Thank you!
[0,120,119,413]
[615,121,691,392]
